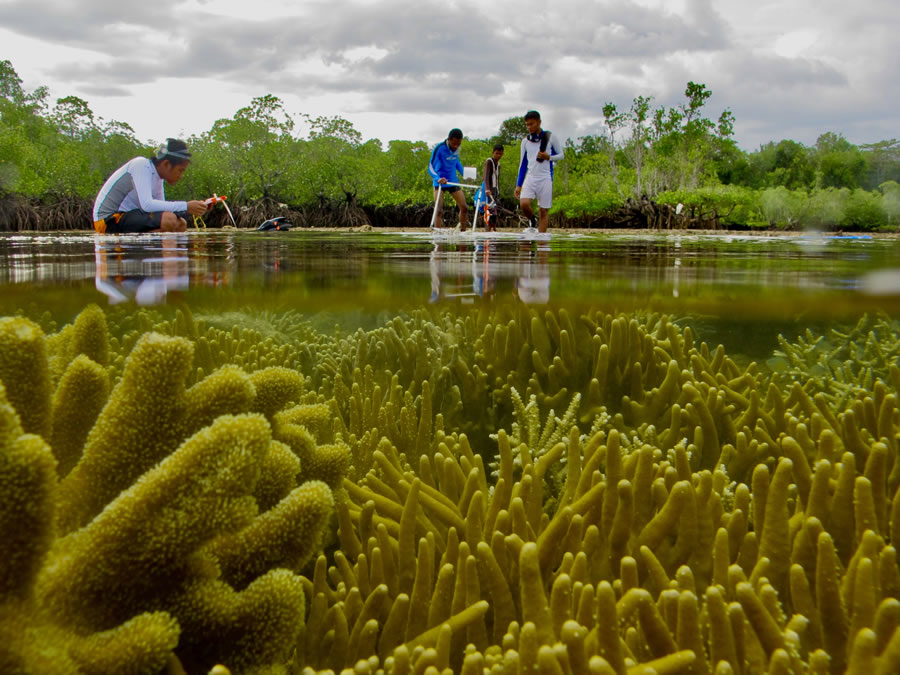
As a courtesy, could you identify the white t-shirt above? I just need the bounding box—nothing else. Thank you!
[93,157,188,221]
[516,131,564,185]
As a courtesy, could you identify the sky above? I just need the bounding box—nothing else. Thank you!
[1,0,897,152]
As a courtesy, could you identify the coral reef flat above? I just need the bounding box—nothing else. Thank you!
[3,301,900,674]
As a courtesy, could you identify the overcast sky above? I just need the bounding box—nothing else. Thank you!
[1,0,897,152]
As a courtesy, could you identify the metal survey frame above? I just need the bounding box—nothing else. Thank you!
[429,180,483,232]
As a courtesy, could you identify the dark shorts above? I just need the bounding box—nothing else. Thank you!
[94,210,182,234]
[436,185,461,194]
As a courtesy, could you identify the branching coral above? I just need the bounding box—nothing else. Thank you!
[299,419,900,674]
[0,308,343,674]
[0,380,181,674]
[278,306,900,674]
[4,301,900,674]
[771,314,900,410]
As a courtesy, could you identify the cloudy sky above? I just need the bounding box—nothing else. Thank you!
[1,0,896,151]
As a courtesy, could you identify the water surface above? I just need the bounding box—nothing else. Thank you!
[1,230,899,358]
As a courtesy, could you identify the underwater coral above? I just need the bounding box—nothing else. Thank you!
[0,312,343,673]
[2,303,900,674]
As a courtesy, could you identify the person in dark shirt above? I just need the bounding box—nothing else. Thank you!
[478,144,504,231]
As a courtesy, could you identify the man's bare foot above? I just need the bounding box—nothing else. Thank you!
[160,218,187,233]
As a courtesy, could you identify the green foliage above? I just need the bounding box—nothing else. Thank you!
[378,140,431,203]
[2,57,900,231]
[839,188,888,230]
[806,187,851,229]
[0,62,145,197]
[758,186,809,229]
[881,180,900,227]
[712,137,753,186]
[492,116,527,145]
[816,144,868,189]
[184,95,303,203]
[0,59,25,103]
[768,140,816,189]
[657,185,765,228]
[551,191,622,219]
[861,139,900,188]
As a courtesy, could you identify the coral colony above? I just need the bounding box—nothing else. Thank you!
[2,305,900,674]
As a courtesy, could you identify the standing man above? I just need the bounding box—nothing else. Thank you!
[428,128,469,230]
[92,138,209,234]
[475,143,504,231]
[514,110,564,233]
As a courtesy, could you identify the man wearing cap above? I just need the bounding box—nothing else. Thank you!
[92,138,209,234]
[427,128,468,230]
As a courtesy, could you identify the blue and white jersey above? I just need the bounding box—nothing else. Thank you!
[516,131,564,186]
[427,141,465,187]
[93,156,188,221]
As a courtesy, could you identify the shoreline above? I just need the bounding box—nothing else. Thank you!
[4,227,899,238]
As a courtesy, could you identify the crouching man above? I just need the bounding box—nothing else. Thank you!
[92,138,209,234]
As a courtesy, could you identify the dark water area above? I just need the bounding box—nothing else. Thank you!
[2,229,900,361]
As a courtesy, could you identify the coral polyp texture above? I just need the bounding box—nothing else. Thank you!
[0,310,342,673]
[2,304,900,674]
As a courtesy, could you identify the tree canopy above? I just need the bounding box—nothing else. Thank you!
[2,59,899,231]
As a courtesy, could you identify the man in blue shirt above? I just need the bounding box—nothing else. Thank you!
[428,128,468,230]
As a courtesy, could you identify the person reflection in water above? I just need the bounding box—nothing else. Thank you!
[429,240,496,303]
[514,241,551,304]
[94,236,189,305]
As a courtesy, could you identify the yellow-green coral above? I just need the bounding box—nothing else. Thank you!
[0,307,343,673]
[6,300,900,674]
[0,382,181,674]
[0,316,53,439]
[57,331,197,532]
[0,382,56,599]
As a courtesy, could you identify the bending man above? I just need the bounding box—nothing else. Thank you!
[427,128,468,230]
[93,138,209,234]
[514,110,563,233]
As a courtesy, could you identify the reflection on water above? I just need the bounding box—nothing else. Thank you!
[1,231,900,321]
[94,236,192,305]
[429,239,551,305]
[515,241,551,305]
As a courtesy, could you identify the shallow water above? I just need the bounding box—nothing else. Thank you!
[2,229,900,358]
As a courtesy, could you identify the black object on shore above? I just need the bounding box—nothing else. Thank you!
[257,217,291,231]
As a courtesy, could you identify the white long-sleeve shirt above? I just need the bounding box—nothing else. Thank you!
[516,131,564,185]
[93,157,187,221]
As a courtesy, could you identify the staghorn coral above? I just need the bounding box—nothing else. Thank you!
[278,305,900,674]
[0,308,345,674]
[771,314,900,410]
[299,421,900,674]
[5,301,900,673]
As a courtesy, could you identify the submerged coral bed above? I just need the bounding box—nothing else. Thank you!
[2,303,900,674]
